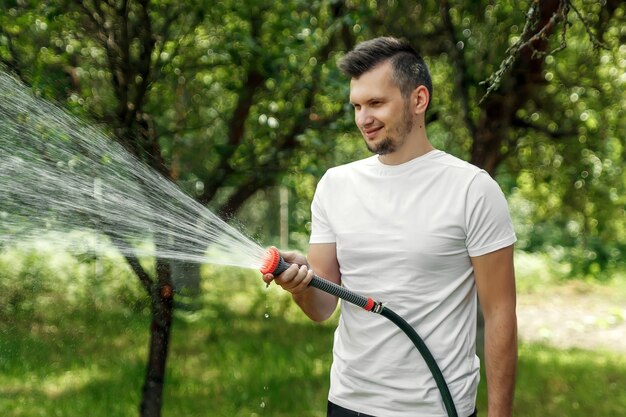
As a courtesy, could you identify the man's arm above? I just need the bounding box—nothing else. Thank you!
[472,244,517,417]
[262,243,341,322]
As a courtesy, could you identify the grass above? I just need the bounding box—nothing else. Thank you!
[1,255,625,416]
[0,301,335,417]
[0,308,148,416]
[513,344,626,416]
[2,297,626,417]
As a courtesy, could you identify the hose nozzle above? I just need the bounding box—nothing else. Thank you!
[260,246,289,276]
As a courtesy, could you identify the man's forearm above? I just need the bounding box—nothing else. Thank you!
[292,287,338,322]
[484,311,517,417]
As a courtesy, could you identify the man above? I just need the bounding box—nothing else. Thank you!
[262,37,517,417]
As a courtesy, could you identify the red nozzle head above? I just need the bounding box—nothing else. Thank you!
[260,247,280,275]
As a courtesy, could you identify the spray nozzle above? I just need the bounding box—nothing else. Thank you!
[260,247,281,275]
[260,246,291,276]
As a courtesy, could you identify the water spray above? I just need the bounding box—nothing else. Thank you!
[0,70,267,270]
[260,247,459,417]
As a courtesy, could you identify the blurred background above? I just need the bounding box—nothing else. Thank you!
[0,1,624,416]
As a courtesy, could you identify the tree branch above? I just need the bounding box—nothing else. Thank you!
[566,0,610,50]
[213,0,355,218]
[471,0,568,175]
[512,117,577,139]
[479,1,543,104]
[197,14,267,206]
[106,233,154,295]
[480,0,611,104]
[279,0,352,152]
[0,25,30,82]
[439,0,476,138]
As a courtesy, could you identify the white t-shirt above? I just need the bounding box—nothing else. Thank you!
[309,150,516,417]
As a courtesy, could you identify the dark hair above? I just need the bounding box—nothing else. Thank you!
[338,37,432,101]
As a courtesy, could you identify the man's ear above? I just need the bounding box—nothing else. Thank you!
[412,85,430,115]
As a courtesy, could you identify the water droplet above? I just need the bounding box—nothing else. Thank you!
[260,401,266,408]
[264,313,270,319]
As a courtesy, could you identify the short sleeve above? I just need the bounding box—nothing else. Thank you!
[465,171,517,257]
[309,173,336,244]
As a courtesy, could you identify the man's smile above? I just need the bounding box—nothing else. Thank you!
[363,125,383,139]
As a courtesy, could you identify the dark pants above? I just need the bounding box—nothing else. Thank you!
[327,401,477,417]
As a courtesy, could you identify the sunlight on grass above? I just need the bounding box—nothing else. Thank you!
[511,344,626,416]
[3,301,625,417]
[1,251,625,416]
[8,366,108,399]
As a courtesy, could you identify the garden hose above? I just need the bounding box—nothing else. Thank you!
[260,247,459,417]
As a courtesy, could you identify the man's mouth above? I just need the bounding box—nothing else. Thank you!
[363,126,383,139]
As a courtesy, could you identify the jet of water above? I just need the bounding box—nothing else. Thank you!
[0,69,268,270]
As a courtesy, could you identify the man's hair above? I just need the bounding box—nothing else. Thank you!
[338,37,433,101]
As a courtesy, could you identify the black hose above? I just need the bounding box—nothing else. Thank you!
[265,251,459,417]
[379,306,458,417]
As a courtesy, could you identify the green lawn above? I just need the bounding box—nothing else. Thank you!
[1,254,625,416]
[1,299,625,417]
[513,343,626,416]
[0,302,334,417]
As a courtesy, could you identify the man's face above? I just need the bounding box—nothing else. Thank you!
[349,61,414,156]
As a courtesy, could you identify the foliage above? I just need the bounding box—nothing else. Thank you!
[0,242,146,320]
[0,0,352,210]
[0,2,624,414]
[1,1,624,272]
[503,5,626,277]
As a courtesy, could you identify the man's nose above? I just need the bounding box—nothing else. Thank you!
[356,109,374,128]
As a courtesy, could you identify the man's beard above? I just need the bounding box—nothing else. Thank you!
[366,104,414,156]
[367,136,396,155]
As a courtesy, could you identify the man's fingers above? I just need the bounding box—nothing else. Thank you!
[289,267,315,294]
[281,250,308,267]
[275,264,304,291]
[271,264,298,287]
[262,274,274,287]
[282,251,300,263]
[266,262,315,295]
[281,264,304,289]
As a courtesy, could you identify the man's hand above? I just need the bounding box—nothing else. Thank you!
[263,244,341,322]
[262,249,315,295]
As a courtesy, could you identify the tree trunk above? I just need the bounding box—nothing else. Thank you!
[471,97,513,176]
[471,0,563,176]
[140,260,174,417]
